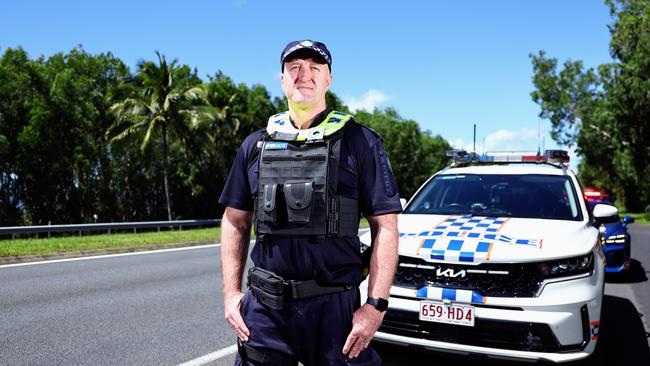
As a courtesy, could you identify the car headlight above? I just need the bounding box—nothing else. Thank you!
[537,253,593,278]
[604,234,626,244]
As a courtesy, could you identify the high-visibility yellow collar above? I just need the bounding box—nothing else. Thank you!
[266,110,352,141]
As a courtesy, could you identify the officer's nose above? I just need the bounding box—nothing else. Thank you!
[297,65,312,81]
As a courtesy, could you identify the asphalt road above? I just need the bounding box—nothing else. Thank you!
[0,246,232,366]
[1,226,649,366]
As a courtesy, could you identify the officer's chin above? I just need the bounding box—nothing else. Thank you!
[289,94,315,107]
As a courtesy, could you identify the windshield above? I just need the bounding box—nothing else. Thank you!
[405,174,583,221]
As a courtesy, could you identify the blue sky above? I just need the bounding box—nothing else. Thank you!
[1,0,614,164]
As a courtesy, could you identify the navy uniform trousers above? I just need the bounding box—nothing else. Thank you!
[235,287,382,366]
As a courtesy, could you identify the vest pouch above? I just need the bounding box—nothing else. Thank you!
[260,183,284,225]
[284,180,314,224]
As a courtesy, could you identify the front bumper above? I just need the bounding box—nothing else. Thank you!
[363,272,604,363]
[604,244,630,272]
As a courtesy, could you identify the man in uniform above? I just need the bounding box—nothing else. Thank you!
[219,39,401,365]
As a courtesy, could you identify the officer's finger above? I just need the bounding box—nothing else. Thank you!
[229,312,250,341]
[356,338,369,355]
[342,332,359,355]
[348,339,367,359]
[224,293,250,340]
[225,308,249,340]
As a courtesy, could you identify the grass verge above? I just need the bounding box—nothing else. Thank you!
[1,219,371,258]
[0,228,220,257]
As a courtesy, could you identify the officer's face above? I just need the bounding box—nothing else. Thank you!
[281,58,331,107]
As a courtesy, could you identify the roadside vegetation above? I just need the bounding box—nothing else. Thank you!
[0,219,371,257]
[530,0,650,212]
[0,49,449,227]
[0,228,219,257]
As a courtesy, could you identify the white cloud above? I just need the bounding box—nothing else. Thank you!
[451,138,482,154]
[483,127,539,152]
[343,89,388,112]
[452,127,543,154]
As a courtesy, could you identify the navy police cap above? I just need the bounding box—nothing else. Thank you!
[281,40,331,71]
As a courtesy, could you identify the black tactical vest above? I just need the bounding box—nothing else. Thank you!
[254,111,359,238]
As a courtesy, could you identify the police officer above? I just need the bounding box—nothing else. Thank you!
[219,39,401,365]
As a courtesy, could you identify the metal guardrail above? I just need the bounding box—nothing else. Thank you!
[0,219,221,239]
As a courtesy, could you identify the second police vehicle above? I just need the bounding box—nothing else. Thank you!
[360,150,619,363]
[583,188,635,273]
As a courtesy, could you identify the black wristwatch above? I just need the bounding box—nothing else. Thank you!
[366,297,389,312]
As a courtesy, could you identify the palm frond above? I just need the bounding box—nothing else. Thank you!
[140,116,161,151]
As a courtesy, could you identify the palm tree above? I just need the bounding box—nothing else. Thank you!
[108,52,212,221]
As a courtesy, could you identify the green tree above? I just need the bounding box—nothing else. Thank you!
[530,0,650,210]
[0,47,129,225]
[109,52,213,220]
[0,48,36,225]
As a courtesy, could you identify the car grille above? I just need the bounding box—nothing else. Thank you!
[394,256,545,297]
[380,309,581,353]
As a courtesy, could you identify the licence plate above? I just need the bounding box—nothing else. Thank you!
[419,300,475,327]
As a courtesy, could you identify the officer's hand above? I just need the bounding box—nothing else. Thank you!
[224,291,250,342]
[342,303,385,359]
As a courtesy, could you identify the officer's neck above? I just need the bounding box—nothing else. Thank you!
[288,102,327,130]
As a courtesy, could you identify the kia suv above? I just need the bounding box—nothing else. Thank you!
[360,150,617,363]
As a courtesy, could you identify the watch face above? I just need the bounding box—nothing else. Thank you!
[376,298,389,311]
[368,297,389,312]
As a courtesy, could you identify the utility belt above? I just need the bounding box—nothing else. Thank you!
[247,267,353,310]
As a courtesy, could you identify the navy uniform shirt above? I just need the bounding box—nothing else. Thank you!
[219,109,402,285]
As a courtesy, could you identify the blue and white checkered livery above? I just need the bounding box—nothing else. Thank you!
[415,286,486,304]
[399,215,543,264]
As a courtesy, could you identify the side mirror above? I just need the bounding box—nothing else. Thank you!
[593,204,619,224]
[623,215,635,224]
[400,198,407,209]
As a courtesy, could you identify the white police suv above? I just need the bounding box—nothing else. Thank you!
[361,150,618,363]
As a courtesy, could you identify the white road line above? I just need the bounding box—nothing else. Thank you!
[0,243,220,269]
[176,344,238,366]
[0,238,263,269]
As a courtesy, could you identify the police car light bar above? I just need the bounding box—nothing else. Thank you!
[448,149,570,165]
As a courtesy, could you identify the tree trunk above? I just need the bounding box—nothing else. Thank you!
[161,124,173,221]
